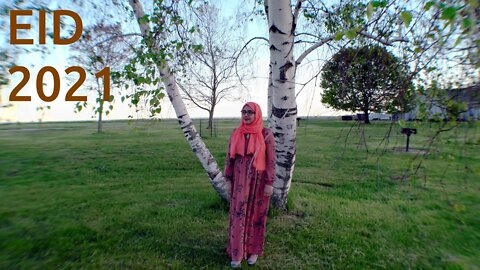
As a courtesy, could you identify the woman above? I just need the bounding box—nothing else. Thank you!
[224,102,275,268]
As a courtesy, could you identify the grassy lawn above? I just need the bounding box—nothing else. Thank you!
[0,119,479,269]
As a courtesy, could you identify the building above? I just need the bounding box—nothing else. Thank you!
[399,84,480,121]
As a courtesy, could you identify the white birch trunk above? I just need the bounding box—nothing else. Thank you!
[267,72,273,123]
[265,1,273,123]
[128,0,229,201]
[267,0,298,209]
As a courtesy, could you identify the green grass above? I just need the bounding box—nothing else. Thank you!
[0,119,479,269]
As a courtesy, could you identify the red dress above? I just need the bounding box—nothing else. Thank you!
[224,128,276,261]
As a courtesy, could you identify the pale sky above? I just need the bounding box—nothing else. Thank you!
[0,0,339,123]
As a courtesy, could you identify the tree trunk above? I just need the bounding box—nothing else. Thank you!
[208,108,214,136]
[97,106,103,133]
[364,111,370,124]
[267,0,297,209]
[265,0,273,127]
[128,0,229,201]
[207,109,213,130]
[97,80,103,133]
[267,71,273,126]
[363,106,370,124]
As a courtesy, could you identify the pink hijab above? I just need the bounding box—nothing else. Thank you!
[229,102,266,171]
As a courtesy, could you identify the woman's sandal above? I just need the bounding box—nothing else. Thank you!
[231,260,241,268]
[247,255,258,266]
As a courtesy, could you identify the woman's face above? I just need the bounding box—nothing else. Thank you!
[241,105,255,125]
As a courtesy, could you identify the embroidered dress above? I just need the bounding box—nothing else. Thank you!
[224,128,275,261]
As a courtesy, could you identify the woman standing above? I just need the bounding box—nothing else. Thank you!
[224,102,276,268]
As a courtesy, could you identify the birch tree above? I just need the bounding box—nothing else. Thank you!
[263,0,404,208]
[126,0,229,201]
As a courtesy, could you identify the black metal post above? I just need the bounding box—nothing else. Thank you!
[401,128,417,152]
[406,134,410,152]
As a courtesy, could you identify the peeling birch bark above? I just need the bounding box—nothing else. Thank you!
[267,0,298,209]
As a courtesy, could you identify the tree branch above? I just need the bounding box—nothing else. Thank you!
[296,35,335,65]
[94,33,143,47]
[235,36,269,88]
[177,82,211,111]
[357,31,409,46]
[295,32,322,39]
[264,0,269,22]
[292,0,303,32]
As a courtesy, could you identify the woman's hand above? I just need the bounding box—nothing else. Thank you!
[264,185,273,197]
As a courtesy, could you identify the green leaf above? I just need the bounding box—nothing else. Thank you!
[425,1,435,11]
[461,18,472,30]
[453,36,462,47]
[442,7,457,20]
[379,1,388,8]
[470,0,478,9]
[303,12,315,19]
[414,47,422,53]
[138,15,149,25]
[371,1,381,8]
[109,105,113,110]
[400,11,413,27]
[334,31,344,41]
[454,204,466,212]
[366,3,374,20]
[345,29,357,40]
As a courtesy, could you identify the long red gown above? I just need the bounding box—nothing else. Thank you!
[224,128,276,261]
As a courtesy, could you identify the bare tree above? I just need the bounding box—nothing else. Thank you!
[70,22,132,132]
[178,3,249,130]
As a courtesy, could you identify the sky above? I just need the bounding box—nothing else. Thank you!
[0,0,340,123]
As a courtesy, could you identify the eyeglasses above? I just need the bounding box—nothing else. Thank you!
[241,110,255,115]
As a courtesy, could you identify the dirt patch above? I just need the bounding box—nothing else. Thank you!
[392,147,428,155]
[390,174,408,182]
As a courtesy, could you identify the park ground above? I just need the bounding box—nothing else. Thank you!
[0,119,479,269]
